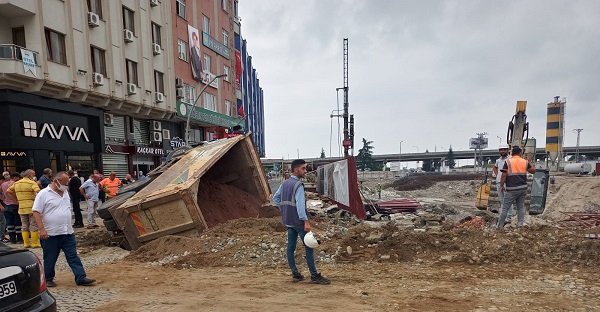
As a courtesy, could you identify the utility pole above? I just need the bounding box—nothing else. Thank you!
[342,38,351,158]
[574,128,583,162]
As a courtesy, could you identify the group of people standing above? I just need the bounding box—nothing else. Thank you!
[0,168,137,287]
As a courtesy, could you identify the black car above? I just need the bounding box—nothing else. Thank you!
[0,242,56,312]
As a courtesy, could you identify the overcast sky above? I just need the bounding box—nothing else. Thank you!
[239,0,600,160]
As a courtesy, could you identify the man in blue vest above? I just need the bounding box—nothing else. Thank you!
[273,159,330,285]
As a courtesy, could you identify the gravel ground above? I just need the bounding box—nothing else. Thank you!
[28,232,130,312]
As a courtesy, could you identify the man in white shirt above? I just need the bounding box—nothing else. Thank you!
[32,171,96,287]
[493,144,513,220]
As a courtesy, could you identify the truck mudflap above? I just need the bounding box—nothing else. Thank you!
[115,134,271,250]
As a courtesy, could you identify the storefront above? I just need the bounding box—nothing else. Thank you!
[0,90,104,177]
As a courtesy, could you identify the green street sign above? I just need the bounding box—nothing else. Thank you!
[176,101,241,128]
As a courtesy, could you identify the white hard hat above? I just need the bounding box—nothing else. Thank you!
[303,231,319,248]
[499,144,509,150]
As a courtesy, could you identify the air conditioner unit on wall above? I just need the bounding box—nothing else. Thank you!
[175,77,183,87]
[176,88,184,99]
[162,129,171,140]
[150,0,159,7]
[151,131,162,143]
[88,12,100,27]
[124,29,134,43]
[93,72,104,86]
[151,120,162,131]
[104,113,114,126]
[127,83,137,95]
[155,92,164,103]
[152,43,161,55]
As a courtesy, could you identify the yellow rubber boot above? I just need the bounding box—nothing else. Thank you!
[30,232,41,248]
[22,232,31,248]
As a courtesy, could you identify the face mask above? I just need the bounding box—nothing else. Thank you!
[55,181,68,192]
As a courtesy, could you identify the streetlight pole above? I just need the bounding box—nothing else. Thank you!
[399,140,403,172]
[497,136,502,145]
[185,74,227,146]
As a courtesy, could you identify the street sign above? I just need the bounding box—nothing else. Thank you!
[469,137,488,149]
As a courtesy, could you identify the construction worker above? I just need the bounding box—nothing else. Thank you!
[272,159,330,285]
[498,146,536,227]
[376,183,382,200]
[7,169,41,247]
[493,144,513,221]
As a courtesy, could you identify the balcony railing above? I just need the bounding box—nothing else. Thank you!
[0,44,38,64]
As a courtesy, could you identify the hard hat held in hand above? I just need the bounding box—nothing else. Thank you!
[303,231,320,248]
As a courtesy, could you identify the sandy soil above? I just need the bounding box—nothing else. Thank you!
[54,261,599,312]
[45,175,600,311]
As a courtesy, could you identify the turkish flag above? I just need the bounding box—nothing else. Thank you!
[237,102,245,119]
[235,50,243,75]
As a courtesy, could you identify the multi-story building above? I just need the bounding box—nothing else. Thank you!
[171,0,240,143]
[0,0,178,178]
[0,0,264,177]
[233,1,265,157]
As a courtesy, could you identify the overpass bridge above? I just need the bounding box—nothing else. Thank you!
[261,146,600,169]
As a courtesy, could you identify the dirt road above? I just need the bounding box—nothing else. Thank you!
[47,259,599,312]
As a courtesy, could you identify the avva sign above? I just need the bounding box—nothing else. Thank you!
[22,121,90,142]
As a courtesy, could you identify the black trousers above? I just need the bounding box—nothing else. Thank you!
[72,199,84,226]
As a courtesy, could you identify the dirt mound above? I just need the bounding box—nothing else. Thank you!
[543,175,600,221]
[76,228,112,248]
[197,179,279,227]
[390,174,483,191]
[335,223,600,266]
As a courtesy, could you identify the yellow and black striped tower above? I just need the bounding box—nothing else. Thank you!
[545,96,566,170]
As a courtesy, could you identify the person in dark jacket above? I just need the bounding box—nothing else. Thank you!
[273,159,330,285]
[68,171,84,228]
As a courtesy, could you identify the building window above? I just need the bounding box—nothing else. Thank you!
[90,46,106,76]
[222,29,229,46]
[154,71,164,94]
[224,65,230,82]
[12,27,26,48]
[204,93,216,111]
[87,0,102,19]
[176,0,185,19]
[151,23,161,45]
[177,39,188,61]
[44,28,67,64]
[225,100,232,116]
[234,0,238,17]
[202,15,210,35]
[182,83,195,104]
[126,59,138,86]
[203,54,211,72]
[222,0,228,11]
[122,6,135,34]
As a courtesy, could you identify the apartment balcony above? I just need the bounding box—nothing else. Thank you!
[0,0,36,17]
[0,44,42,90]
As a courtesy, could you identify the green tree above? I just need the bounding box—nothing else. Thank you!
[357,138,375,171]
[421,150,433,171]
[447,146,456,169]
[320,148,326,158]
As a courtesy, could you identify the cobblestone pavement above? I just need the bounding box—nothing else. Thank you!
[29,242,130,312]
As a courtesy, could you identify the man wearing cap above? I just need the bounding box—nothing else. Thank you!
[493,144,513,222]
[498,146,536,227]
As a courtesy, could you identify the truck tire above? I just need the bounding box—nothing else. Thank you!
[117,177,153,195]
[97,191,136,220]
[103,218,119,232]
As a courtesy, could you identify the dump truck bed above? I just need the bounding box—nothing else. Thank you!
[113,134,271,250]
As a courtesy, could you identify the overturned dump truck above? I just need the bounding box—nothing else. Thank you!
[98,134,272,250]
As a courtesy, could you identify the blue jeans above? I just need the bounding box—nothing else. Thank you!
[40,234,87,284]
[287,227,317,277]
